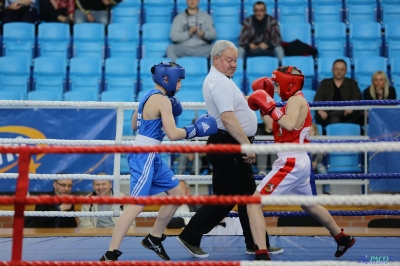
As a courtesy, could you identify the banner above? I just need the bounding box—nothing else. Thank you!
[0,108,116,193]
[368,108,400,192]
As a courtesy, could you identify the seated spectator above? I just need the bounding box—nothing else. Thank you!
[177,153,211,175]
[79,178,135,228]
[75,0,121,25]
[2,0,38,24]
[309,123,331,195]
[25,178,77,228]
[39,0,74,23]
[238,1,284,64]
[363,71,397,100]
[167,0,216,62]
[314,59,363,131]
[255,115,277,175]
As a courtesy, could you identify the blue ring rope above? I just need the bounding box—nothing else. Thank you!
[276,99,400,107]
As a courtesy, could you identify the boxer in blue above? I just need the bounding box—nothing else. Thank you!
[99,61,218,262]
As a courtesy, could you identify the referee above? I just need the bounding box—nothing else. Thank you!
[177,40,283,257]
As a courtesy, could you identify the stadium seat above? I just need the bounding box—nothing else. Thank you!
[282,56,315,90]
[246,57,279,94]
[69,57,102,94]
[345,0,377,24]
[302,90,316,103]
[2,22,35,64]
[211,5,241,24]
[177,0,208,13]
[64,90,98,101]
[105,57,138,92]
[385,22,400,58]
[214,23,241,47]
[232,58,244,92]
[380,0,400,23]
[37,23,70,64]
[176,57,208,90]
[317,56,351,82]
[141,23,171,58]
[0,90,24,100]
[33,57,67,94]
[73,23,105,61]
[27,90,63,101]
[349,22,382,58]
[280,22,312,45]
[0,56,30,99]
[354,56,387,89]
[243,0,275,18]
[311,0,342,24]
[277,0,309,23]
[314,22,347,57]
[107,23,139,59]
[390,57,400,97]
[116,0,140,7]
[326,123,362,173]
[111,6,140,24]
[176,89,204,102]
[143,0,174,23]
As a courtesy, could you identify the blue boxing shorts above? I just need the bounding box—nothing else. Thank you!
[128,152,179,197]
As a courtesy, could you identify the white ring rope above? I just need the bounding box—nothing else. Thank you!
[0,174,209,181]
[0,211,193,218]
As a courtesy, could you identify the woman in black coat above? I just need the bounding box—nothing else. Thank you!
[363,70,397,100]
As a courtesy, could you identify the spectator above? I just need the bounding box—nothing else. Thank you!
[75,0,121,25]
[255,115,277,175]
[2,0,38,24]
[363,71,397,100]
[39,0,74,23]
[167,0,216,62]
[25,178,77,228]
[238,1,284,64]
[314,59,363,131]
[79,179,135,228]
[309,123,331,195]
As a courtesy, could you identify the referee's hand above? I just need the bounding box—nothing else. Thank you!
[243,153,256,164]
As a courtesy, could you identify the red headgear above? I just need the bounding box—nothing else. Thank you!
[271,66,304,101]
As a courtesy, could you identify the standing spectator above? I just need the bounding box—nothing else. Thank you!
[363,71,397,100]
[75,0,121,25]
[25,178,77,228]
[314,59,363,131]
[39,0,74,23]
[238,1,284,64]
[177,40,283,258]
[167,0,216,62]
[2,0,38,24]
[79,179,135,228]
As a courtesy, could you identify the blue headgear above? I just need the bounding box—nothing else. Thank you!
[151,61,185,97]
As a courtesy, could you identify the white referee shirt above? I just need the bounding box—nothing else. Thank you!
[203,66,257,137]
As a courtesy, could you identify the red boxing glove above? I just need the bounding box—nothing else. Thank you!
[248,90,283,121]
[252,77,275,98]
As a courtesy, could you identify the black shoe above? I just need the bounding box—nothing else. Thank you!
[141,234,170,261]
[99,249,122,261]
[334,228,356,258]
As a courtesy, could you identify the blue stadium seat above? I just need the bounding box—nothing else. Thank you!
[214,23,241,47]
[142,23,171,58]
[27,90,63,101]
[117,0,141,7]
[277,0,309,23]
[390,57,400,97]
[139,57,172,97]
[0,56,30,99]
[2,23,35,64]
[385,22,400,58]
[38,23,70,64]
[0,90,24,100]
[345,0,377,24]
[211,5,241,24]
[233,58,244,92]
[282,56,315,90]
[111,5,140,24]
[69,57,102,94]
[311,0,342,24]
[33,57,67,94]
[246,57,279,94]
[64,90,98,101]
[105,57,138,92]
[243,0,275,18]
[302,90,316,103]
[354,56,387,89]
[280,22,312,45]
[380,0,400,23]
[73,23,105,61]
[314,22,347,57]
[317,56,351,82]
[176,57,208,90]
[326,123,362,173]
[107,23,139,59]
[349,22,382,58]
[177,0,208,13]
[143,0,174,23]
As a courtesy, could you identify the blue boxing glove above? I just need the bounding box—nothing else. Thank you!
[184,114,218,139]
[169,96,183,117]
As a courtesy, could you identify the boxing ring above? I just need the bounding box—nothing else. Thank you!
[0,100,400,265]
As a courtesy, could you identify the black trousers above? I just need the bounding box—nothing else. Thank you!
[179,130,271,248]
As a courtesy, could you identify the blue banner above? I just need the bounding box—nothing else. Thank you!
[0,108,116,193]
[368,108,400,192]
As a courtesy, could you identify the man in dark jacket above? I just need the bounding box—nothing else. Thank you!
[75,0,121,25]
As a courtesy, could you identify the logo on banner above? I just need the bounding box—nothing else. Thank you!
[0,126,47,173]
